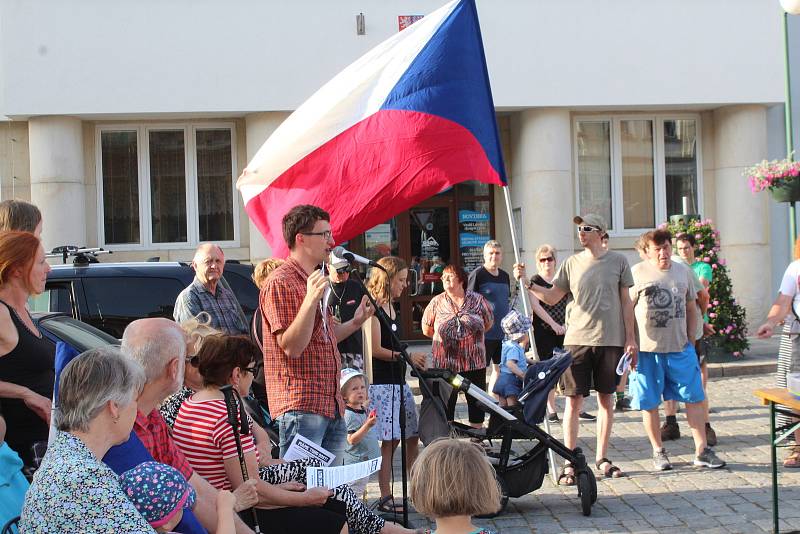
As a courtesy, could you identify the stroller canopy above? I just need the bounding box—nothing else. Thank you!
[520,349,573,426]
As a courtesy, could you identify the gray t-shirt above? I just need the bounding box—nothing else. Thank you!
[344,407,380,464]
[630,260,695,353]
[552,250,634,347]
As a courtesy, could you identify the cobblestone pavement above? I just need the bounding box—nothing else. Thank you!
[366,374,800,533]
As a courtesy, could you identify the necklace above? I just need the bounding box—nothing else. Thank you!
[329,281,346,321]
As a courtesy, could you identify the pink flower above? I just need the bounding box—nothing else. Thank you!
[699,244,705,250]
[713,300,719,306]
[720,259,727,266]
[695,234,702,240]
[733,351,742,357]
[712,263,718,269]
[709,312,717,318]
[703,257,710,263]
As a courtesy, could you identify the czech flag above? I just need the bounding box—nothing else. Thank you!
[237,0,506,257]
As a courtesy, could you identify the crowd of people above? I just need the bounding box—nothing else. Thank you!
[0,197,798,533]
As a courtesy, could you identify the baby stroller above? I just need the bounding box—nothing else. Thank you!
[417,349,597,516]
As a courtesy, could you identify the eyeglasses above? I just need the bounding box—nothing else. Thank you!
[538,257,555,263]
[242,365,258,375]
[577,225,601,233]
[336,267,350,274]
[302,230,333,240]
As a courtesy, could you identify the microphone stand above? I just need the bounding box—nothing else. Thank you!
[345,265,448,528]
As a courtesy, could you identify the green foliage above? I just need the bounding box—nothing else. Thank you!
[665,218,749,356]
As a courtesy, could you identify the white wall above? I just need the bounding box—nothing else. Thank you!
[0,0,785,118]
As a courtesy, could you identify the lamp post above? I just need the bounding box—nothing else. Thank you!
[781,0,800,247]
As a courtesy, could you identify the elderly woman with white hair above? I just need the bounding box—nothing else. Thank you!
[20,347,152,532]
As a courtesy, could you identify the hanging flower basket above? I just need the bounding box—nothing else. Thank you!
[744,156,800,203]
[769,176,800,203]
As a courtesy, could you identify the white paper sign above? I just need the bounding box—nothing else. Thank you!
[282,434,335,466]
[306,457,382,489]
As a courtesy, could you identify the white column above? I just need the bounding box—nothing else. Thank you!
[509,109,574,267]
[712,105,771,330]
[28,116,86,252]
[244,112,291,262]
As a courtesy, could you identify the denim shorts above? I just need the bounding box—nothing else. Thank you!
[492,373,522,398]
[629,344,705,411]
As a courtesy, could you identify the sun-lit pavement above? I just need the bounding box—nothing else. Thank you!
[368,373,800,533]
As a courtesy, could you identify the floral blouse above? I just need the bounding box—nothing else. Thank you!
[421,290,493,373]
[159,386,194,428]
[20,431,154,533]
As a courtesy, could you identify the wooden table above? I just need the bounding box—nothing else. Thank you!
[753,388,800,534]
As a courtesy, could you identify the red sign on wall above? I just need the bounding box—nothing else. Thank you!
[398,15,424,32]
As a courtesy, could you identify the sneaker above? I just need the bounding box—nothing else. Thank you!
[660,420,680,441]
[694,447,726,469]
[705,423,718,447]
[547,413,559,423]
[578,411,596,421]
[653,448,672,471]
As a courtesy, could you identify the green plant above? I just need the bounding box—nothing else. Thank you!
[665,218,749,356]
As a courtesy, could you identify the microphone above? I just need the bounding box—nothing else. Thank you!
[333,246,386,271]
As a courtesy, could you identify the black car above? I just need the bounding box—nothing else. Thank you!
[32,261,259,339]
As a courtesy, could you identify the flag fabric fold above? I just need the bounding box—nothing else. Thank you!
[238,0,506,257]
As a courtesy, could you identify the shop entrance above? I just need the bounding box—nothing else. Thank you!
[345,182,494,340]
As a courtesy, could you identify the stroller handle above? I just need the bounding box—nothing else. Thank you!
[416,368,517,422]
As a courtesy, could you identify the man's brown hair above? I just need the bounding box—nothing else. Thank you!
[282,205,330,250]
[641,229,673,250]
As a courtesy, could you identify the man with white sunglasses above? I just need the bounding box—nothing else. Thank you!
[515,213,636,484]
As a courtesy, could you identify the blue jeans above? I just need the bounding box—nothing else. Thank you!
[277,411,347,465]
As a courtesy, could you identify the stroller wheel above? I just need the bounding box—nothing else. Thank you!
[576,471,593,516]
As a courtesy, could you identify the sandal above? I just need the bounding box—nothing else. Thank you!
[596,457,625,478]
[784,446,800,468]
[557,462,576,486]
[376,495,405,514]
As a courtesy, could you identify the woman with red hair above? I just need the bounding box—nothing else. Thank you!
[0,231,55,467]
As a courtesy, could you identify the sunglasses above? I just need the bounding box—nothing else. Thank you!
[242,365,258,375]
[336,266,350,274]
[538,257,555,263]
[577,225,601,233]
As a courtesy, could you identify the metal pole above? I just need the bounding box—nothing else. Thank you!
[770,401,779,534]
[500,185,558,484]
[783,11,797,248]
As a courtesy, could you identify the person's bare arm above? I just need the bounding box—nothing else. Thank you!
[347,412,377,446]
[686,295,697,346]
[512,263,567,305]
[619,286,638,367]
[189,471,256,534]
[696,287,710,316]
[757,293,793,338]
[529,296,565,335]
[277,270,327,358]
[506,359,526,380]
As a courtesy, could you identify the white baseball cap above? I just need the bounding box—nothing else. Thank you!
[340,367,366,390]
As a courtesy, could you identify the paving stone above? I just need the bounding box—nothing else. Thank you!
[366,375,800,533]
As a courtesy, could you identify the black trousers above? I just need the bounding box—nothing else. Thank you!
[445,367,488,424]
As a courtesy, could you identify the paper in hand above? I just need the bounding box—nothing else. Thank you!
[283,434,335,466]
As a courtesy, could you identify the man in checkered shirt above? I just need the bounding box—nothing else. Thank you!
[261,205,373,463]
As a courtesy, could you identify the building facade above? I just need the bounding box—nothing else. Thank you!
[1,0,798,336]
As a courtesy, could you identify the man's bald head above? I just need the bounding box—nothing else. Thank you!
[121,318,186,384]
[192,244,225,288]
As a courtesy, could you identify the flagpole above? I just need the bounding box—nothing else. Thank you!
[500,184,559,484]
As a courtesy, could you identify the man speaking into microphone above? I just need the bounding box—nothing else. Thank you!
[260,204,374,463]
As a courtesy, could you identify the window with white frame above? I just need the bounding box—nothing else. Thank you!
[98,124,238,248]
[574,116,701,235]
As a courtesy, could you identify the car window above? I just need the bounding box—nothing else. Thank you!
[82,277,185,338]
[39,315,119,351]
[29,284,74,315]
[223,271,259,317]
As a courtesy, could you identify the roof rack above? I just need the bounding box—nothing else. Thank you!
[47,246,113,266]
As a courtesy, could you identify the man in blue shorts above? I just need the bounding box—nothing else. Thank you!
[629,229,725,471]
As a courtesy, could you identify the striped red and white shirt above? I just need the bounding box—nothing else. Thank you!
[172,397,257,490]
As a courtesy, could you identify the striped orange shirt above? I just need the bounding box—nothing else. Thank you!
[172,397,257,491]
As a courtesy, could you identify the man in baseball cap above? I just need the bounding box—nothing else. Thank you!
[514,212,637,484]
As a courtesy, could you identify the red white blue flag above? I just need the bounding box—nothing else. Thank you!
[237,0,506,257]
